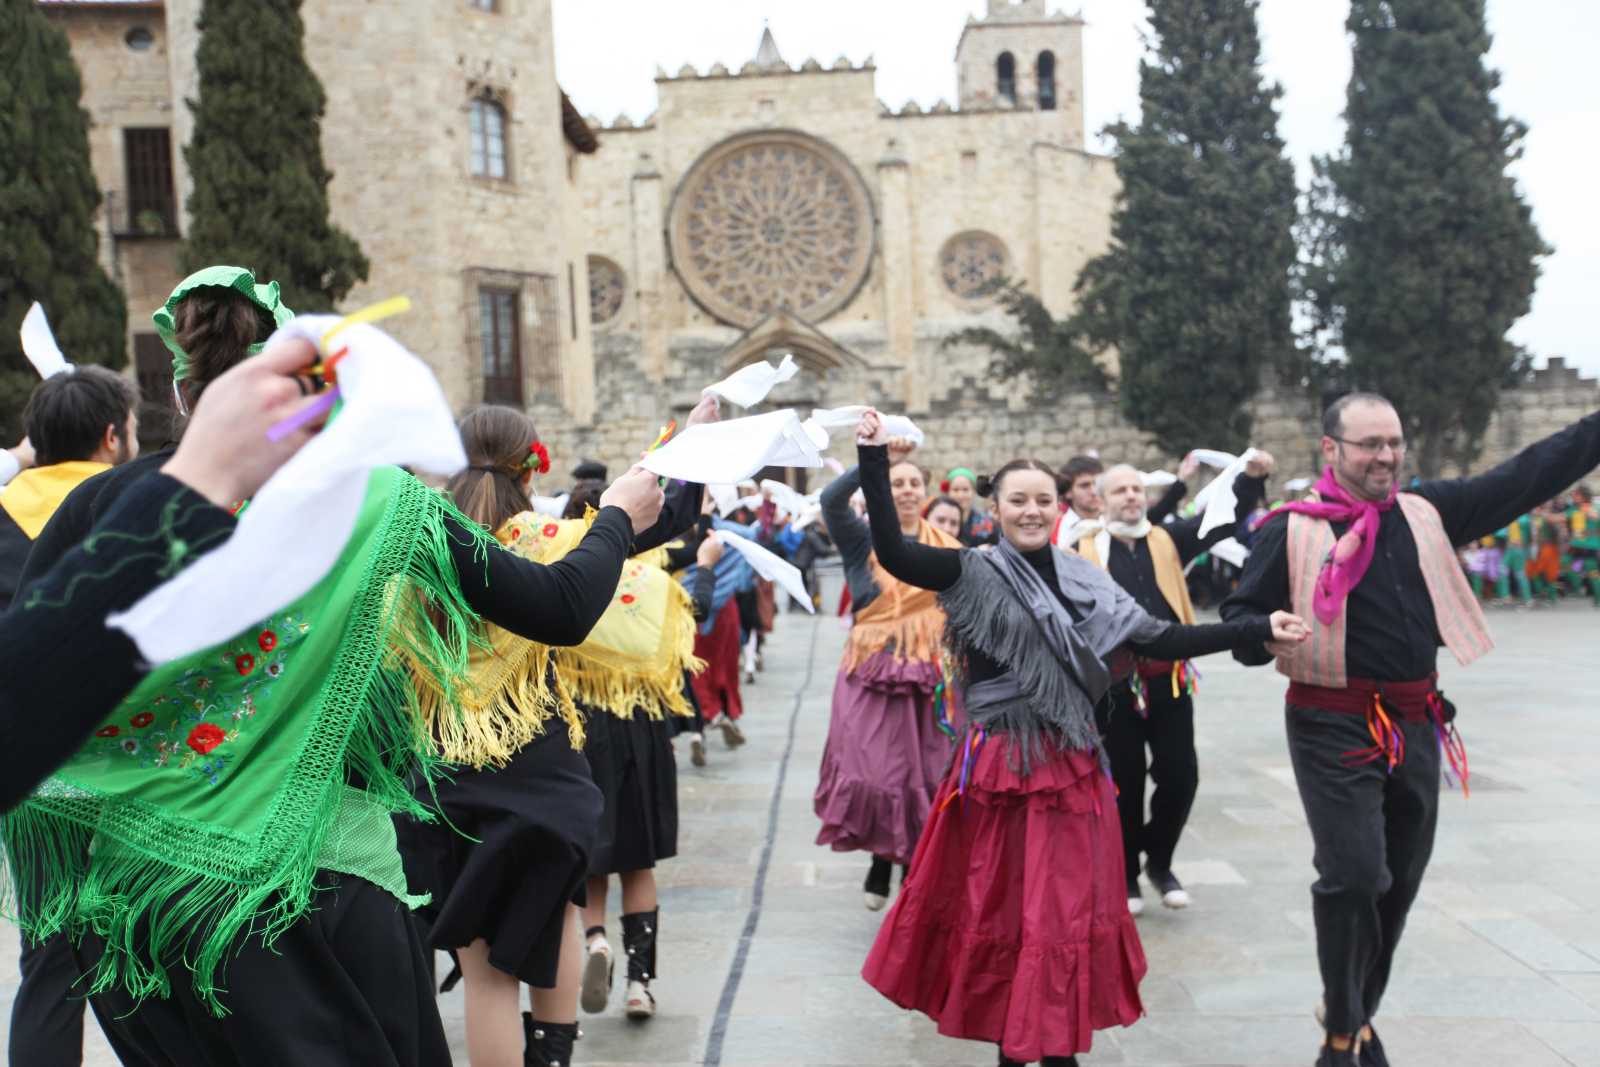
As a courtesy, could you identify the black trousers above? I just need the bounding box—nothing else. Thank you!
[1096,681,1199,877]
[77,873,450,1066]
[9,931,86,1067]
[1286,704,1440,1036]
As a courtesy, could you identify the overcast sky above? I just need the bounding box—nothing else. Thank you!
[553,1,1599,376]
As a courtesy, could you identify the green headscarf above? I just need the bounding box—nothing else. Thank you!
[152,266,294,383]
[945,467,977,488]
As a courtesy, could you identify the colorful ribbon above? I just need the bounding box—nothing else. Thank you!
[1427,692,1470,797]
[938,725,988,812]
[1342,692,1406,773]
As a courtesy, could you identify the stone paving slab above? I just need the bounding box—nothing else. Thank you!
[3,583,1597,1065]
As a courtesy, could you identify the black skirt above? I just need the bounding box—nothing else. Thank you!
[78,873,450,1067]
[399,728,603,987]
[583,705,679,875]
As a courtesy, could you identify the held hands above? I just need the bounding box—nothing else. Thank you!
[600,467,665,534]
[696,534,724,569]
[1245,450,1276,479]
[1266,610,1311,652]
[160,337,327,507]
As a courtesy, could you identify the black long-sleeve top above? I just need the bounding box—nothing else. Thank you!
[660,515,715,622]
[1222,410,1600,680]
[857,445,1273,683]
[1106,473,1266,624]
[1,474,236,810]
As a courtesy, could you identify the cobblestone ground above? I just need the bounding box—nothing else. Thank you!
[6,572,1598,1066]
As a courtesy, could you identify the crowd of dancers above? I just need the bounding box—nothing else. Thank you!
[0,265,1598,1067]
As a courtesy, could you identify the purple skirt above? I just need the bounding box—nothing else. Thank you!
[813,650,955,865]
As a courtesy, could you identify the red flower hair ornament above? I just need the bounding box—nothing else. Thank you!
[523,440,551,475]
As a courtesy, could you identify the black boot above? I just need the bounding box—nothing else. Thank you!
[864,855,892,911]
[1041,1058,1080,1066]
[523,1014,577,1067]
[620,909,658,1020]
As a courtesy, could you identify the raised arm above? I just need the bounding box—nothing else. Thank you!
[633,479,706,553]
[858,444,962,592]
[820,464,877,597]
[1165,471,1268,563]
[1415,409,1600,545]
[1147,479,1187,526]
[446,507,632,648]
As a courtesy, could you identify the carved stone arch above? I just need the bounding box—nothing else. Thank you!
[718,310,865,379]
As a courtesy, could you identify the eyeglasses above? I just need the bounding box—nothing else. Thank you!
[1330,435,1407,455]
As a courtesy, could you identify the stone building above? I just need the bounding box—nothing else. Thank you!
[41,0,1598,489]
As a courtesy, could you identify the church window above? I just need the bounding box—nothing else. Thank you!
[124,26,155,51]
[479,287,522,406]
[124,128,176,236]
[1037,51,1057,110]
[940,231,1011,301]
[469,95,509,179]
[996,52,1016,102]
[588,256,626,325]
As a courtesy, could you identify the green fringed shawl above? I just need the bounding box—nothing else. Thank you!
[0,465,490,1014]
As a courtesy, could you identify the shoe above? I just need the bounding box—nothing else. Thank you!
[713,715,745,749]
[1315,1044,1359,1066]
[1127,874,1145,917]
[624,977,656,1019]
[620,909,658,1020]
[1041,1058,1080,1067]
[1145,865,1191,909]
[1357,1026,1389,1067]
[864,856,891,911]
[522,1014,577,1067]
[689,733,707,767]
[579,928,613,1014]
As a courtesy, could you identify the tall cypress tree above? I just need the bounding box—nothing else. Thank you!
[181,0,367,312]
[1069,0,1297,454]
[1300,0,1547,476]
[0,0,127,441]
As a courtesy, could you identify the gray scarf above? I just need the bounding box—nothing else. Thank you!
[939,538,1167,769]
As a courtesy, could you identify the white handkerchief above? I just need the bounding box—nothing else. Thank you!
[1141,470,1178,488]
[531,493,570,519]
[1192,447,1260,538]
[808,406,925,447]
[1207,537,1251,569]
[108,316,467,664]
[759,479,816,520]
[1189,449,1237,470]
[639,409,825,485]
[714,529,815,613]
[707,483,741,516]
[20,303,71,379]
[703,353,799,408]
[1284,476,1314,493]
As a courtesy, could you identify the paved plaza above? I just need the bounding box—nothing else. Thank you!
[5,572,1598,1065]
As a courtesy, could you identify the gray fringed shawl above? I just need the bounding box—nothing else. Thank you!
[939,539,1167,768]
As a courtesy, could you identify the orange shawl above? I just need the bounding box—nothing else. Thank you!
[842,519,962,673]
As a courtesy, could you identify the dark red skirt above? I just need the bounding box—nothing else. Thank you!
[861,734,1146,1060]
[691,599,744,721]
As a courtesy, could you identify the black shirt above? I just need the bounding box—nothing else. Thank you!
[857,445,1272,684]
[1222,410,1600,681]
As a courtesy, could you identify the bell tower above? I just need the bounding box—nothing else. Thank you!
[955,0,1085,147]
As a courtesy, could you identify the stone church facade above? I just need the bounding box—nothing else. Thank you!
[43,0,1597,488]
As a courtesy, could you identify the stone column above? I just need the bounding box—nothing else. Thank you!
[877,144,920,410]
[630,154,669,383]
[163,0,200,228]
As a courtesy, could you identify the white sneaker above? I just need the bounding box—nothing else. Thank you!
[689,733,706,767]
[1146,867,1191,910]
[624,978,656,1019]
[1128,894,1145,917]
[864,891,888,912]
[580,936,612,1014]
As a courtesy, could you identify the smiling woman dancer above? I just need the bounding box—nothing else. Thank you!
[848,411,1308,1067]
[815,438,959,911]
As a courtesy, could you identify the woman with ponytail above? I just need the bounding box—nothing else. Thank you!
[850,411,1309,1067]
[9,269,668,1067]
[814,435,960,911]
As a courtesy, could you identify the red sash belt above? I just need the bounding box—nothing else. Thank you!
[1288,674,1469,794]
[1287,675,1437,722]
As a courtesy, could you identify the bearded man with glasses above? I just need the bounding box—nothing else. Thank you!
[1223,391,1600,1067]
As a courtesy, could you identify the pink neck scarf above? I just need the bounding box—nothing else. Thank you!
[1261,467,1397,624]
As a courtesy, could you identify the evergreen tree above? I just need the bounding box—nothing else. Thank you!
[942,280,1108,398]
[1300,0,1547,476]
[181,0,367,312]
[0,0,127,441]
[1067,0,1297,454]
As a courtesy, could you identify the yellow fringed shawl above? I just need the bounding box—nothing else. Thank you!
[416,511,704,766]
[842,518,962,673]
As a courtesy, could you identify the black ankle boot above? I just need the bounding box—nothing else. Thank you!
[864,856,892,897]
[523,1014,577,1067]
[619,908,658,983]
